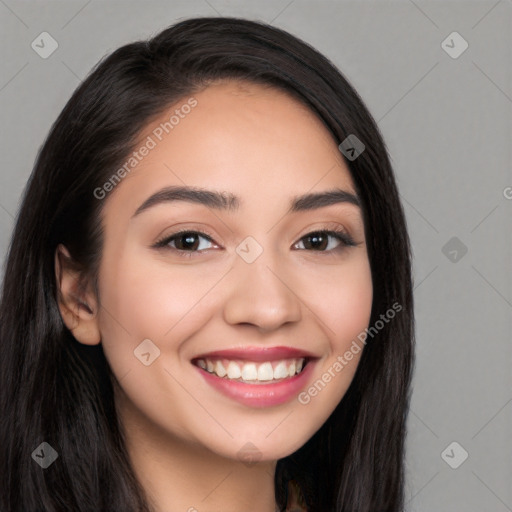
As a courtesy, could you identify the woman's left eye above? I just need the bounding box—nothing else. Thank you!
[293,230,356,252]
[153,228,356,256]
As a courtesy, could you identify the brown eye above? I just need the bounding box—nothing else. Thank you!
[173,232,201,251]
[295,230,355,252]
[154,230,216,252]
[302,232,329,251]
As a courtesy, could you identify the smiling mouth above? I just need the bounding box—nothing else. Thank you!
[192,357,309,384]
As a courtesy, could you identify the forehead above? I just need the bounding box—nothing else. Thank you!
[101,79,356,219]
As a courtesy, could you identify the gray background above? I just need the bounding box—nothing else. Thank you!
[1,1,511,510]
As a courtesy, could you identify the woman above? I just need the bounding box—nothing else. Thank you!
[0,16,415,512]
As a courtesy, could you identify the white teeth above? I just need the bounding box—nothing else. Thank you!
[227,361,241,379]
[241,363,258,380]
[273,361,288,379]
[195,357,307,382]
[215,360,227,378]
[257,362,274,381]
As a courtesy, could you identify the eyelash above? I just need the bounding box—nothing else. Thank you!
[153,226,357,258]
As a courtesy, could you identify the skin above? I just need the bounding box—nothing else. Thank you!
[56,80,373,512]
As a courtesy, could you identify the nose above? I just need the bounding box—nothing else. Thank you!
[222,248,302,332]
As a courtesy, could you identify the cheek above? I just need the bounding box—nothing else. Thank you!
[102,250,208,326]
[303,255,373,401]
[96,249,230,364]
[95,251,224,435]
[291,258,372,438]
[307,255,374,350]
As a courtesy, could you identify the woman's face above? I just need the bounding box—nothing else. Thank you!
[94,80,373,461]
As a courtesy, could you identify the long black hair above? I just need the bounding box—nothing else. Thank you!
[0,16,415,512]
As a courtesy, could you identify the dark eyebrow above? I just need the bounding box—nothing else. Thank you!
[289,188,360,212]
[131,186,240,218]
[131,185,360,219]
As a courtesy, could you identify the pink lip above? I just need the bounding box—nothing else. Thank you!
[192,345,317,362]
[193,358,317,408]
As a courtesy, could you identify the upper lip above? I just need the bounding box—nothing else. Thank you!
[192,346,318,362]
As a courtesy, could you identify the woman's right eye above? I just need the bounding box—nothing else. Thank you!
[154,230,217,254]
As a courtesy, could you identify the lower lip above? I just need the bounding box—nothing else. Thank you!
[194,360,316,408]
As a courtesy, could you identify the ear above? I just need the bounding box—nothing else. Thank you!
[54,244,101,346]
